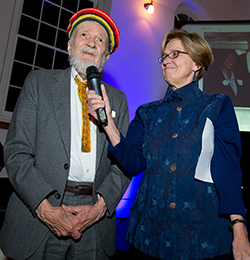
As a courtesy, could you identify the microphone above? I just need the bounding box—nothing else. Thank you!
[86,66,108,125]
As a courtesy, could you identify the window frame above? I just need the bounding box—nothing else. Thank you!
[0,0,112,123]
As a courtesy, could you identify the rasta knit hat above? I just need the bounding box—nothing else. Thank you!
[66,8,119,54]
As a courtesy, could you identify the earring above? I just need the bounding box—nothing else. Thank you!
[192,72,196,82]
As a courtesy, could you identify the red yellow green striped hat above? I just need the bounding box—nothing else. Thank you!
[67,8,119,54]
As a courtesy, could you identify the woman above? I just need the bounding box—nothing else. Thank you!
[88,29,250,260]
[203,50,247,107]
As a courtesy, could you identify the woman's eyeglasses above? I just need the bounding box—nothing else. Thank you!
[158,50,189,64]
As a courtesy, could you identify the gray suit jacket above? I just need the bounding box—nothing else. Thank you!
[0,68,130,259]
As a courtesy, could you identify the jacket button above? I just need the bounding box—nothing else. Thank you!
[64,163,69,169]
[55,192,61,199]
[170,202,176,209]
[170,164,176,172]
[176,106,182,112]
[172,133,178,138]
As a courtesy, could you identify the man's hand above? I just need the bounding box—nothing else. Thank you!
[62,196,107,233]
[36,199,82,240]
[88,85,121,147]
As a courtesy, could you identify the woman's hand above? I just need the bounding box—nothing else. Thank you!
[230,215,250,260]
[87,84,111,121]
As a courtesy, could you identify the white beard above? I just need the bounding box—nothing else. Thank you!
[68,45,106,78]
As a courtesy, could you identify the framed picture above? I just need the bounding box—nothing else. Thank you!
[181,21,250,131]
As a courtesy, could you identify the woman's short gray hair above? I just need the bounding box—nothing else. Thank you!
[161,29,214,80]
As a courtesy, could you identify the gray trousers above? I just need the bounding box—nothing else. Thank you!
[19,181,110,260]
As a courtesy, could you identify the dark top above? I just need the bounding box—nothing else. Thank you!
[108,81,245,260]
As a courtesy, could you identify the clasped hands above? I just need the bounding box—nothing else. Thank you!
[35,196,107,240]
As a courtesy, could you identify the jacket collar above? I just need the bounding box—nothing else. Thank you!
[164,80,202,103]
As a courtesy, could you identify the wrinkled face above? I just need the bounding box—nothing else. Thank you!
[222,53,236,71]
[67,21,110,78]
[161,38,200,89]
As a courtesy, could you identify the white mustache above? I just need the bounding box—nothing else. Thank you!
[80,46,97,57]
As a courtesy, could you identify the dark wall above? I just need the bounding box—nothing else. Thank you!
[0,178,12,229]
[240,131,250,231]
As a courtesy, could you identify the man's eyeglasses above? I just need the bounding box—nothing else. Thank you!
[158,50,189,64]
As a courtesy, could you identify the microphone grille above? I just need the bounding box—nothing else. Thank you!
[86,66,99,80]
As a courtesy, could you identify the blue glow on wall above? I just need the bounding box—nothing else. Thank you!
[102,70,145,218]
[116,172,144,218]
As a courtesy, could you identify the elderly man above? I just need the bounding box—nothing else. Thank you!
[0,8,130,260]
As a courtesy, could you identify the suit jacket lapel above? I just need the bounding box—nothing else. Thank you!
[49,71,110,166]
[96,125,106,169]
[50,68,71,159]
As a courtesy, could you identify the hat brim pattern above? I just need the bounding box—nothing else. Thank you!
[67,8,119,54]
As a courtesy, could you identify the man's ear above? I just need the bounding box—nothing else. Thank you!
[105,53,110,64]
[67,40,72,55]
